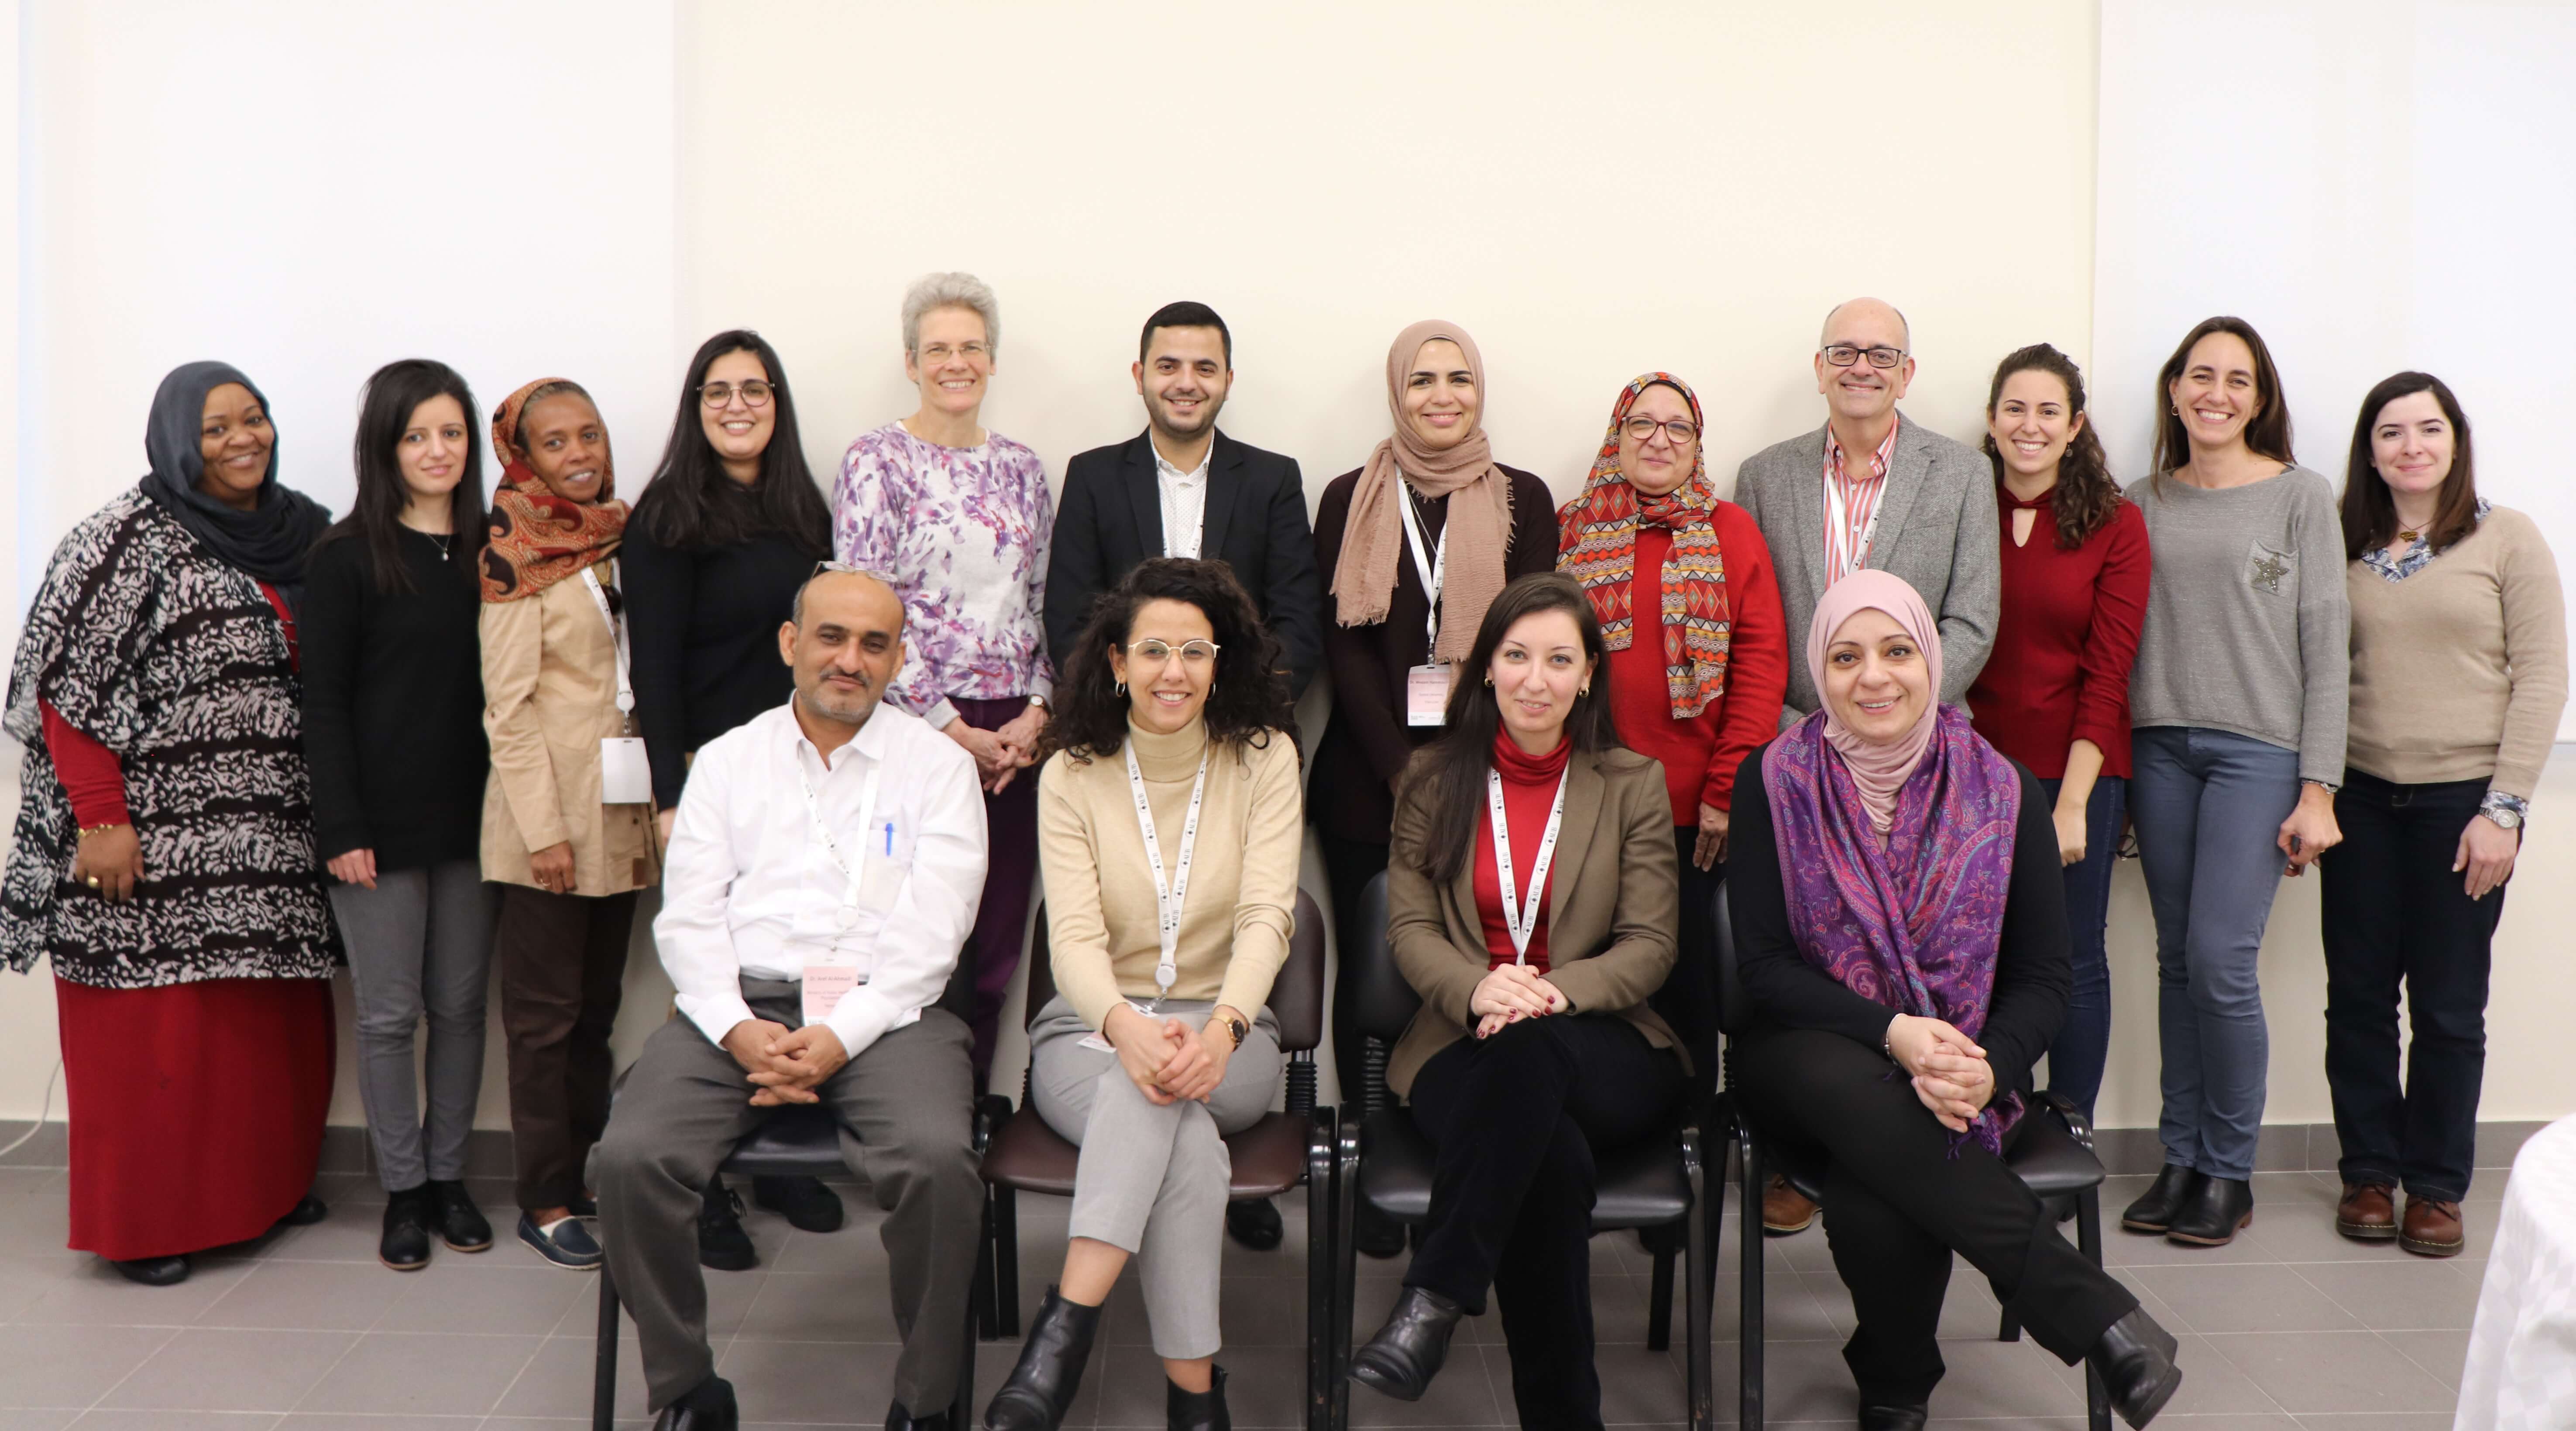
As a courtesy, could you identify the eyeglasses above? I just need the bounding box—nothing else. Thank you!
[1621,417,1700,446]
[1821,345,1907,370]
[1125,639,1220,667]
[918,342,989,364]
[700,380,775,408]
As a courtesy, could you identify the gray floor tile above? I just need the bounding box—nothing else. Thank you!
[97,1328,354,1414]
[0,1413,78,1431]
[2387,1326,2471,1391]
[63,1413,283,1430]
[733,1270,905,1344]
[488,1333,657,1422]
[2291,1414,2458,1430]
[2289,1256,2485,1331]
[194,1259,410,1332]
[1093,1342,1304,1428]
[714,1338,901,1426]
[2133,1262,2362,1335]
[0,1195,72,1255]
[290,1330,538,1416]
[374,1257,594,1337]
[1583,1341,1691,1426]
[0,1324,173,1411]
[2204,1330,2456,1415]
[9,1253,257,1327]
[2152,1331,2289,1416]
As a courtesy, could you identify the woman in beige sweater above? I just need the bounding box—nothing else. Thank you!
[2327,371,2566,1257]
[985,559,1301,1431]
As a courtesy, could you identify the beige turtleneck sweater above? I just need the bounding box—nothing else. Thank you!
[1036,717,1304,1031]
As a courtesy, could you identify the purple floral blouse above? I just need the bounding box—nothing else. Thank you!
[832,421,1056,726]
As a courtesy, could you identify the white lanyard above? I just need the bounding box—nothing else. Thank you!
[1126,742,1209,1006]
[1486,767,1568,965]
[1395,488,1446,651]
[797,749,884,932]
[579,565,635,725]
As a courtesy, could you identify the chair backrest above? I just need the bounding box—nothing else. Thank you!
[1712,882,1748,1038]
[1349,871,1422,1044]
[1024,889,1329,1054]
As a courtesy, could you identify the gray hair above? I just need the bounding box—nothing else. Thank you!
[901,271,1000,358]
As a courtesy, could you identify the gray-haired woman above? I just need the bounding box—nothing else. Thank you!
[831,271,1055,1087]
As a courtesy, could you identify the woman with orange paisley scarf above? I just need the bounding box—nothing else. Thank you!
[1557,372,1786,1081]
[477,377,660,1269]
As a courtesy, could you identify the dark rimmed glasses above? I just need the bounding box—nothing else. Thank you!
[700,379,776,408]
[1821,344,1907,370]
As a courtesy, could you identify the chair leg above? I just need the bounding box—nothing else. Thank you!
[1305,1108,1338,1431]
[2080,1185,2112,1431]
[1647,1238,1676,1351]
[592,1259,620,1431]
[1998,1306,2023,1342]
[1332,1119,1364,1431]
[972,1186,999,1341]
[994,1183,1021,1338]
[1683,1128,1713,1431]
[1738,1129,1765,1431]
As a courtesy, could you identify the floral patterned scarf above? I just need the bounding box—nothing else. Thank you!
[1557,373,1731,718]
[480,377,627,604]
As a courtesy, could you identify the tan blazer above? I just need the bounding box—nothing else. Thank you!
[478,559,659,895]
[1383,743,1683,1096]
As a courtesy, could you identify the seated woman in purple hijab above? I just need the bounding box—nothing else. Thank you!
[1725,570,2182,1431]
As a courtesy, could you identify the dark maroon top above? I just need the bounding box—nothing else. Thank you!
[1966,486,2150,779]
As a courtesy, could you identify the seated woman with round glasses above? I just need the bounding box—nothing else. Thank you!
[984,558,1302,1431]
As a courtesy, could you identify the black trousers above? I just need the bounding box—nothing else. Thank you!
[2319,771,2504,1201]
[1738,1027,2135,1406]
[495,885,637,1210]
[1656,827,1724,1102]
[1317,828,1391,1106]
[1407,1014,1687,1430]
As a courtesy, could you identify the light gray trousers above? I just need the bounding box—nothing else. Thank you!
[327,860,496,1191]
[1028,994,1282,1360]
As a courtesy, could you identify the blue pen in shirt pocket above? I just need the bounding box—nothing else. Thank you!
[859,820,904,910]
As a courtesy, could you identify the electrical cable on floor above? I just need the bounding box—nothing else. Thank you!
[0,1061,63,1159]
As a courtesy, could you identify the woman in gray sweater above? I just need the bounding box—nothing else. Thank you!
[2119,316,2349,1248]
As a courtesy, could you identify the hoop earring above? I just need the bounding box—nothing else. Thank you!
[1115,680,1127,696]
[1483,675,1494,688]
[1580,683,1591,697]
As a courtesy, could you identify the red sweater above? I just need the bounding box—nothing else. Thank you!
[1966,488,2150,779]
[1600,503,1788,824]
[1473,731,1570,972]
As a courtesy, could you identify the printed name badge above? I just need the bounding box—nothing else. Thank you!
[600,737,652,805]
[1406,664,1452,726]
[803,949,864,1026]
[1078,1000,1163,1054]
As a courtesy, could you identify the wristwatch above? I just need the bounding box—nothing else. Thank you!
[1027,694,1051,712]
[1221,1014,1249,1050]
[2480,791,2527,830]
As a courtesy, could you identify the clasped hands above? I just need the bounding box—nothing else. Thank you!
[1470,964,1566,1040]
[1886,1012,1996,1134]
[722,1018,851,1106]
[1103,1002,1241,1106]
[948,704,1048,794]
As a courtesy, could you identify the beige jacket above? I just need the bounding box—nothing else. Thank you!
[1383,744,1682,1096]
[478,560,659,894]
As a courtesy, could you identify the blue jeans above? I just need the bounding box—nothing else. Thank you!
[2129,727,2301,1182]
[2037,776,2124,1122]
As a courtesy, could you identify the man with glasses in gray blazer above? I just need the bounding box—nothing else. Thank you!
[1731,297,2001,1236]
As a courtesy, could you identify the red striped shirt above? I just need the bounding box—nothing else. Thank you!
[1822,418,1899,583]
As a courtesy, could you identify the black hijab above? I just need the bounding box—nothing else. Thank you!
[139,361,330,608]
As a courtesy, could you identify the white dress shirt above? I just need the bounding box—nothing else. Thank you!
[654,699,988,1057]
[1154,438,1212,559]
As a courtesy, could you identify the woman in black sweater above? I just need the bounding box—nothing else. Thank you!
[622,329,837,1265]
[1726,571,2180,1431]
[302,360,497,1272]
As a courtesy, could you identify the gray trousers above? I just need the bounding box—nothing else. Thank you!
[327,860,496,1191]
[593,981,982,1414]
[1028,995,1282,1360]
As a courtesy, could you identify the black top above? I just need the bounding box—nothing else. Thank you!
[1725,742,2070,1101]
[1308,464,1559,844]
[299,527,489,870]
[623,521,810,807]
[1044,429,1325,697]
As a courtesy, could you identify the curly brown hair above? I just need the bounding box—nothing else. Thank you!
[1982,343,2126,550]
[1040,557,1295,765]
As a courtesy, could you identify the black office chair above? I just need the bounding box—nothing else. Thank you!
[1330,872,1712,1431]
[590,1091,993,1430]
[978,889,1340,1431]
[1710,883,2114,1431]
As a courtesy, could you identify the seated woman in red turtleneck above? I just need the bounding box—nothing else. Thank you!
[1350,572,1688,1431]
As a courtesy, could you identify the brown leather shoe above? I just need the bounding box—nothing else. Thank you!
[1761,1174,1818,1235]
[2401,1197,2465,1257]
[2336,1182,2398,1241]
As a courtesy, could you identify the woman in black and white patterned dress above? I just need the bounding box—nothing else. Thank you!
[2,362,342,1286]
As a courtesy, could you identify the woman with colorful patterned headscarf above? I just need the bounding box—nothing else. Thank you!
[1557,372,1786,1087]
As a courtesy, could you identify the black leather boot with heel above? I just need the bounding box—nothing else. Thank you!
[1167,1366,1229,1431]
[984,1285,1103,1431]
[1346,1287,1466,1402]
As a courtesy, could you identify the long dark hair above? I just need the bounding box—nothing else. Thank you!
[631,329,832,555]
[314,359,486,593]
[2340,371,2480,560]
[1982,343,2124,550]
[1409,573,1625,886]
[1041,558,1293,764]
[2150,316,2295,493]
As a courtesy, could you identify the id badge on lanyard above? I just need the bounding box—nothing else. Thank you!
[581,566,652,806]
[799,755,884,1026]
[1398,491,1451,727]
[1488,767,1568,964]
[1078,744,1210,1053]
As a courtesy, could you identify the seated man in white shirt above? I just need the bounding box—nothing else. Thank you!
[595,567,989,1431]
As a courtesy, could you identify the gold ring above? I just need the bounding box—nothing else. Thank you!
[85,875,101,889]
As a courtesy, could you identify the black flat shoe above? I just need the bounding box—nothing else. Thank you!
[2164,1175,2254,1246]
[1347,1287,1465,1402]
[2120,1164,2204,1234]
[380,1185,433,1271]
[2086,1306,2183,1428]
[983,1285,1103,1431]
[1168,1366,1229,1431]
[111,1254,190,1287]
[654,1373,738,1431]
[1858,1403,1929,1431]
[886,1400,951,1431]
[427,1178,493,1252]
[1350,1204,1407,1259]
[272,1193,329,1231]
[753,1174,845,1233]
[699,1178,758,1272]
[1224,1197,1283,1252]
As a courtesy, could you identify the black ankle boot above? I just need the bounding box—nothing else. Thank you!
[379,1185,433,1271]
[2119,1164,2204,1234]
[2164,1175,2254,1246]
[1858,1403,1929,1431]
[111,1254,190,1286]
[698,1176,757,1272]
[886,1400,951,1431]
[426,1178,493,1252]
[984,1285,1103,1431]
[1167,1366,1229,1431]
[2086,1306,2183,1428]
[654,1373,738,1431]
[1347,1287,1465,1402]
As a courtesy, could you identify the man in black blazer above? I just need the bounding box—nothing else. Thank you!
[1044,301,1323,697]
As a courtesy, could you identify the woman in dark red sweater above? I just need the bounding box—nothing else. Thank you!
[1965,344,2150,1120]
[1559,372,1787,1080]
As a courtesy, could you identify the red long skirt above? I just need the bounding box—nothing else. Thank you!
[55,974,335,1260]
